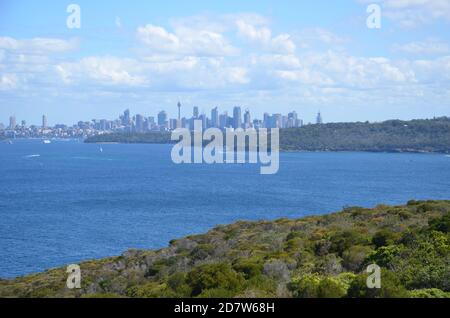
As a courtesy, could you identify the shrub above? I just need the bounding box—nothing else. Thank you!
[342,245,373,271]
[372,229,400,248]
[429,213,450,233]
[317,277,347,298]
[263,260,290,281]
[330,230,370,256]
[289,274,321,298]
[233,259,263,279]
[186,263,244,296]
[347,270,408,298]
[409,288,450,298]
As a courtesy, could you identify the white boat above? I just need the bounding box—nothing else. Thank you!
[99,147,103,153]
[43,139,51,144]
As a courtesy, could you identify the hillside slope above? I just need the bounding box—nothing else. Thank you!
[0,200,449,298]
[85,117,450,153]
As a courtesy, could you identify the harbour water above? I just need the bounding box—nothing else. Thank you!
[1,139,450,278]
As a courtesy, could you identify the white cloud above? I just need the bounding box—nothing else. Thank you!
[56,57,148,86]
[393,38,450,55]
[292,28,350,49]
[0,37,78,54]
[0,74,19,90]
[136,24,238,57]
[235,19,296,54]
[358,0,450,26]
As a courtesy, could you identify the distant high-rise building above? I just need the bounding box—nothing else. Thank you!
[21,120,26,127]
[199,114,207,130]
[233,106,242,129]
[122,109,131,126]
[193,106,199,118]
[211,107,219,128]
[272,114,282,128]
[219,112,228,129]
[157,111,168,128]
[263,113,270,128]
[316,111,323,124]
[9,115,16,130]
[135,114,144,132]
[169,118,178,130]
[244,110,252,129]
[42,115,48,128]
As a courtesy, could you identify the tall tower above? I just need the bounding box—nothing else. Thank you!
[316,111,323,125]
[177,101,181,121]
[233,106,242,129]
[9,115,16,130]
[193,106,199,118]
[211,107,219,128]
[42,115,48,128]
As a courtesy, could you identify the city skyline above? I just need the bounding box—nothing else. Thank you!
[1,1,449,125]
[0,103,314,139]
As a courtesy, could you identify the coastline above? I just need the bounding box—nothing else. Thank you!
[1,200,449,298]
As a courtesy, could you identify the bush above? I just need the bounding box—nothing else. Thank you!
[342,245,373,272]
[429,213,450,233]
[409,288,450,298]
[372,229,400,248]
[263,260,290,281]
[330,230,370,256]
[289,274,321,298]
[289,274,349,298]
[187,263,245,297]
[347,270,408,298]
[233,259,263,279]
[317,277,347,298]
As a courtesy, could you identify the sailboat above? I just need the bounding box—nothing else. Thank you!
[99,147,103,153]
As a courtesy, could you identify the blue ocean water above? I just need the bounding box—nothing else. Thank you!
[0,139,449,278]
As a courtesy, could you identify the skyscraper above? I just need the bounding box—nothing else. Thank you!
[211,107,219,128]
[263,113,270,128]
[42,115,48,128]
[233,106,242,129]
[316,111,323,124]
[158,111,168,128]
[219,112,228,129]
[135,114,144,132]
[177,102,182,128]
[193,106,199,119]
[9,116,16,130]
[244,110,251,129]
[122,109,130,126]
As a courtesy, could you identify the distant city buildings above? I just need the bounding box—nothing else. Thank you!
[42,115,47,128]
[316,111,323,125]
[1,102,316,139]
[9,116,16,130]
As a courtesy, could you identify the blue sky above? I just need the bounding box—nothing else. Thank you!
[0,0,449,125]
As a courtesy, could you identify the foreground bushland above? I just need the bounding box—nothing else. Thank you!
[1,200,449,298]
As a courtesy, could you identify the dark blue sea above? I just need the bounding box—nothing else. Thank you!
[1,139,450,278]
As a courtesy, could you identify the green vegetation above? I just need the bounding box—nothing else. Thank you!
[84,117,450,153]
[85,132,172,144]
[0,200,449,298]
[280,117,450,153]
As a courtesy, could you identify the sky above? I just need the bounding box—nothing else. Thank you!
[0,0,449,125]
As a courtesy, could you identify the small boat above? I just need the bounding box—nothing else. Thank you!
[43,139,51,144]
[99,147,103,153]
[8,140,13,145]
